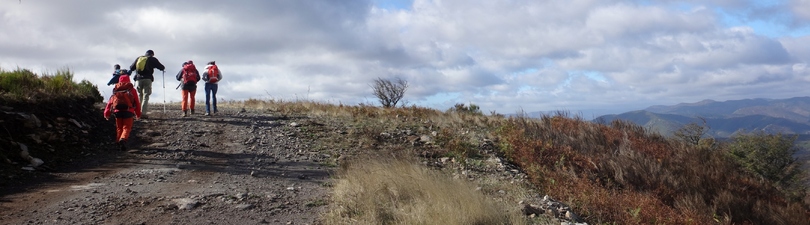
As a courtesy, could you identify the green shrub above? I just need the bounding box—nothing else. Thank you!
[0,67,102,103]
[726,130,807,197]
[448,103,482,115]
[0,68,43,95]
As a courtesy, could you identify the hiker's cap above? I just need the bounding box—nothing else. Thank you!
[119,75,131,83]
[146,50,154,56]
[114,64,120,69]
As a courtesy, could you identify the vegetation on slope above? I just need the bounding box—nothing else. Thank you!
[2,67,808,224]
[232,99,809,224]
[498,114,809,224]
[0,67,102,105]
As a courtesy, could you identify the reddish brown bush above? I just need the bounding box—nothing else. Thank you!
[496,114,810,224]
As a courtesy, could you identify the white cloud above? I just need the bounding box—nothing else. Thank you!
[0,0,809,116]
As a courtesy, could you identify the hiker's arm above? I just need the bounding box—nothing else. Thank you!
[152,57,165,71]
[131,88,141,118]
[217,69,222,81]
[103,99,112,119]
[129,58,137,72]
[202,70,209,81]
[176,70,183,81]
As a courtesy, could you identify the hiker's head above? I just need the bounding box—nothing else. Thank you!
[187,60,193,65]
[145,50,154,57]
[119,75,131,83]
[120,69,129,75]
[114,64,120,70]
[182,62,188,66]
[208,61,215,65]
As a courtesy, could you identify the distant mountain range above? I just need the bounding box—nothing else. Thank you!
[594,97,810,138]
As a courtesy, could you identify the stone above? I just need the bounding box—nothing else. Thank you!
[19,113,41,128]
[172,198,199,210]
[29,158,44,167]
[235,204,254,210]
[68,118,83,128]
[26,134,41,144]
[419,135,433,144]
[146,143,168,148]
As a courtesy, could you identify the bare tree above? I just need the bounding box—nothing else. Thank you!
[371,77,408,108]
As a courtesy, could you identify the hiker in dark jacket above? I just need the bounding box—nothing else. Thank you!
[176,61,201,117]
[129,49,165,118]
[107,64,122,86]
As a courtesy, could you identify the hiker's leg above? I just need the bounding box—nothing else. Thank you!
[212,84,218,113]
[136,82,145,103]
[115,117,125,141]
[181,90,189,111]
[205,83,212,113]
[120,117,134,141]
[189,90,196,112]
[141,80,153,115]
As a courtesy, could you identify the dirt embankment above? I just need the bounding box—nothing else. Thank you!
[1,103,334,225]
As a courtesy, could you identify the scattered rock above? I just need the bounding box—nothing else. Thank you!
[235,204,254,210]
[419,135,433,144]
[522,195,586,224]
[68,118,83,128]
[20,113,41,128]
[172,198,199,210]
[146,143,168,148]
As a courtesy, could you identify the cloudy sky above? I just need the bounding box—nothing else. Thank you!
[2,0,810,117]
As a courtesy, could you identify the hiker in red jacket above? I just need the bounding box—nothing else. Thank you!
[202,61,222,116]
[176,60,200,117]
[103,72,141,151]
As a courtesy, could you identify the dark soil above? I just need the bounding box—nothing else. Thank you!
[0,103,333,225]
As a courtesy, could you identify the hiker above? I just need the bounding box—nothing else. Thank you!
[103,72,141,151]
[107,64,122,86]
[202,61,222,116]
[129,49,165,118]
[176,60,200,117]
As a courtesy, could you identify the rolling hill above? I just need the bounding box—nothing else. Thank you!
[595,97,810,138]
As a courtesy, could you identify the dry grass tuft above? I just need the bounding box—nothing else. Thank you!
[323,155,525,225]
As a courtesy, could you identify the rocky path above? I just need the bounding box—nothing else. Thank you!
[0,109,333,225]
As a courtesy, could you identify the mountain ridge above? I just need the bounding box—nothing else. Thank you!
[596,96,810,137]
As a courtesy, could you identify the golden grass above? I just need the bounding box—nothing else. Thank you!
[322,155,526,225]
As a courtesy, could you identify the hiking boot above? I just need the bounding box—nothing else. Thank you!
[204,112,210,116]
[191,109,195,115]
[183,110,188,117]
[119,139,127,151]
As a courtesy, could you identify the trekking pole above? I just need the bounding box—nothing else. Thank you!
[162,70,166,113]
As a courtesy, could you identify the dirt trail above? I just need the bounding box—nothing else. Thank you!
[0,109,333,225]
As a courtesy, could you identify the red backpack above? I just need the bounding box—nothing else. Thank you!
[207,65,219,83]
[110,83,135,111]
[182,63,199,84]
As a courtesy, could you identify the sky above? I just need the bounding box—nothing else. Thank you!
[1,0,810,117]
